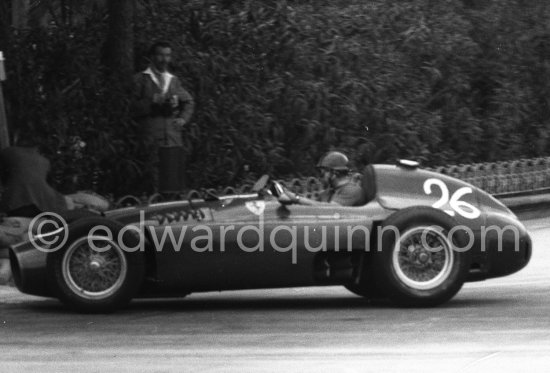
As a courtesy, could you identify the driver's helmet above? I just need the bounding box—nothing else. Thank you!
[317,151,350,172]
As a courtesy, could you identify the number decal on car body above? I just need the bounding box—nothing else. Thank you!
[423,178,481,219]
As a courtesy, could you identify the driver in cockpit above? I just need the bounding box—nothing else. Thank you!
[285,151,366,207]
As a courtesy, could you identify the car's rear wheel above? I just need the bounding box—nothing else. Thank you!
[47,218,145,313]
[373,207,471,307]
[345,281,385,300]
[344,255,385,300]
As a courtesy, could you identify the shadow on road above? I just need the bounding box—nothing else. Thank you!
[4,292,525,315]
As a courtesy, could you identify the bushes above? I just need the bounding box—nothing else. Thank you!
[3,0,550,195]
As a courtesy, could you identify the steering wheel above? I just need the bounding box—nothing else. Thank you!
[271,180,294,204]
[270,180,285,198]
[252,176,293,204]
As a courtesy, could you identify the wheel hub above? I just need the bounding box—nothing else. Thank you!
[89,258,103,271]
[393,226,455,291]
[62,236,128,300]
[417,251,430,264]
[407,245,432,266]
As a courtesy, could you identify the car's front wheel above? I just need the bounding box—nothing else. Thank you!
[373,207,471,307]
[47,218,145,313]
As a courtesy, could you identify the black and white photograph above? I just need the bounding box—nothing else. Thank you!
[1,0,549,372]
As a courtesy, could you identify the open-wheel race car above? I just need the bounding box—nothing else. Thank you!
[9,160,532,312]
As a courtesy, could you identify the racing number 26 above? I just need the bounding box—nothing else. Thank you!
[423,178,481,220]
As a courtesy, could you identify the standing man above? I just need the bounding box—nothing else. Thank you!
[132,41,195,192]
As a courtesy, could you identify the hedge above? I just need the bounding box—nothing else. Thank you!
[3,0,550,196]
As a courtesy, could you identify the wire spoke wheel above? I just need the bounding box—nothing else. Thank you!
[48,217,146,313]
[62,236,128,300]
[374,207,470,307]
[392,226,454,291]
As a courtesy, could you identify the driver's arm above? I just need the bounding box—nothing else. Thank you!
[284,190,336,206]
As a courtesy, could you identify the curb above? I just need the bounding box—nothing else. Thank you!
[498,193,550,220]
[498,194,550,209]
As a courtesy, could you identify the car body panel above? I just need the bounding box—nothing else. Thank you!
[146,200,391,292]
[374,165,484,225]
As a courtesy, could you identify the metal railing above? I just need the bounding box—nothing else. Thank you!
[113,157,550,208]
[428,157,550,196]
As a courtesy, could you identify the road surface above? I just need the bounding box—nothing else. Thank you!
[1,216,550,372]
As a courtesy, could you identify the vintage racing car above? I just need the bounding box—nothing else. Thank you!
[9,160,532,312]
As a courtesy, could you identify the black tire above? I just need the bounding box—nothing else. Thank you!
[47,217,145,313]
[345,255,386,300]
[345,282,385,300]
[373,206,471,307]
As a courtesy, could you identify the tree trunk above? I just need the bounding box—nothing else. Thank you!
[0,1,11,51]
[103,0,135,78]
[0,2,12,148]
[0,81,9,149]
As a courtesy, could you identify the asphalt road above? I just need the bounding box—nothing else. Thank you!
[1,216,550,372]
